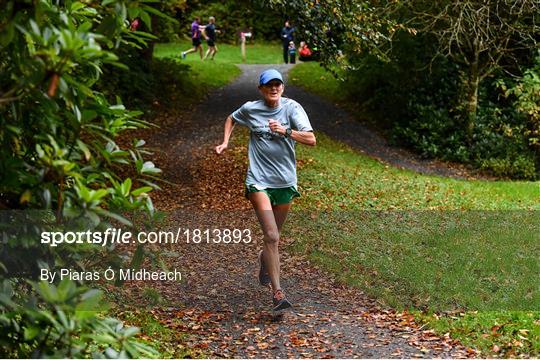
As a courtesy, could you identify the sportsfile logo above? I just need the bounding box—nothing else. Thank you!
[40,228,252,247]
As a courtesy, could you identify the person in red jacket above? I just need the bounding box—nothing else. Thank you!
[298,41,313,61]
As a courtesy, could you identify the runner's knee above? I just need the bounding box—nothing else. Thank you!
[263,230,279,245]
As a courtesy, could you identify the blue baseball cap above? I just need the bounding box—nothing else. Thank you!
[259,69,284,85]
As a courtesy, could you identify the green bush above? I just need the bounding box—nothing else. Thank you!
[341,29,539,179]
[150,58,195,103]
[469,100,537,179]
[0,1,172,356]
[342,55,409,128]
[479,156,536,179]
[395,104,469,161]
[344,31,462,128]
[99,49,193,111]
[0,279,158,358]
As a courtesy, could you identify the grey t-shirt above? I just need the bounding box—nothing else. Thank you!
[232,97,313,188]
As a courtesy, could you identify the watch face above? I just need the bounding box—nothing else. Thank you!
[286,128,292,136]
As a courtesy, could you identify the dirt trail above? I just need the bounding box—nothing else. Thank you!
[136,64,475,358]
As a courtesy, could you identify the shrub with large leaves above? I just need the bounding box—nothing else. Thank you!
[0,279,159,358]
[0,0,159,217]
[0,0,170,356]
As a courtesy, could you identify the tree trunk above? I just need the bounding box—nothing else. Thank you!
[141,41,154,64]
[140,15,158,64]
[464,50,480,145]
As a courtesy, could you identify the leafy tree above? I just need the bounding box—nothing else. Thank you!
[268,0,403,68]
[410,0,540,142]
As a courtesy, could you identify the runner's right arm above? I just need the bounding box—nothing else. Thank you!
[215,115,235,154]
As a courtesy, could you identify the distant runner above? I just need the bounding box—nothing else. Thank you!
[203,16,219,60]
[181,16,203,60]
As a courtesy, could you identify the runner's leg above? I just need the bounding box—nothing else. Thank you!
[272,203,291,232]
[184,46,197,55]
[249,192,281,291]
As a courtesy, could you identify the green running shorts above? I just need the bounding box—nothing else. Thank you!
[245,185,300,205]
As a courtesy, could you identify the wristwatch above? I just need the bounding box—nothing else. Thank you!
[285,128,292,138]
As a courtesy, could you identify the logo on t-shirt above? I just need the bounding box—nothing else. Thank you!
[254,131,275,141]
[252,121,289,141]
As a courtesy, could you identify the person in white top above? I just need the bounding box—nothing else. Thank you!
[215,69,316,313]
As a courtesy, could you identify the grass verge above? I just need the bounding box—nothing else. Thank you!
[416,311,540,357]
[155,40,282,65]
[295,134,540,211]
[285,65,540,356]
[287,210,539,311]
[288,62,348,103]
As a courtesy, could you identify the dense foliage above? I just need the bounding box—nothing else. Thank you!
[0,279,158,358]
[0,0,174,356]
[344,30,540,178]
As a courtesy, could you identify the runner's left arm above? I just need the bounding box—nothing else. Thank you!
[269,120,316,146]
[290,130,316,146]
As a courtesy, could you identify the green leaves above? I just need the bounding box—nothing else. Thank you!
[1,1,164,356]
[76,183,109,208]
[269,0,399,68]
[0,279,158,358]
[140,161,162,175]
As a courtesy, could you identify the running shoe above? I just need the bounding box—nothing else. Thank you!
[272,289,292,312]
[181,51,186,59]
[258,250,271,287]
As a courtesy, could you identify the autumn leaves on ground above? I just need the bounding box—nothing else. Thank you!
[107,64,501,359]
